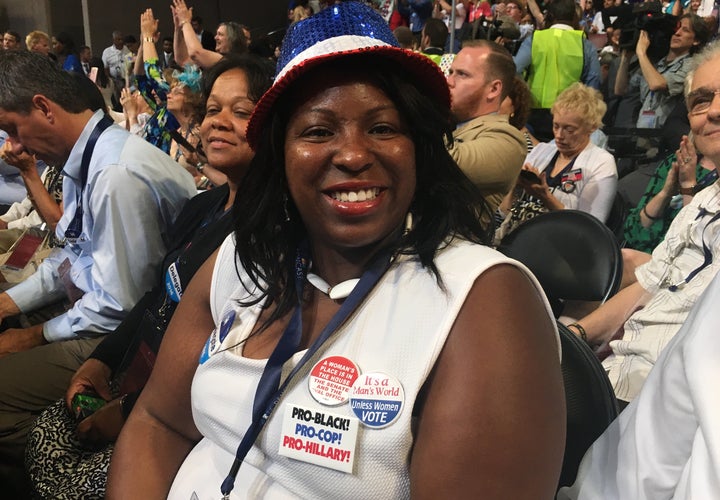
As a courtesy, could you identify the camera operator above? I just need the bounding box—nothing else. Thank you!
[505,0,535,43]
[615,13,709,128]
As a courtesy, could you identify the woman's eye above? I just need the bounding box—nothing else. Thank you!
[303,127,333,138]
[370,124,397,135]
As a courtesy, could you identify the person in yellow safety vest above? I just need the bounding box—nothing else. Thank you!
[420,18,448,65]
[513,0,601,142]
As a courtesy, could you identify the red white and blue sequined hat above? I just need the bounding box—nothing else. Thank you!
[246,1,450,150]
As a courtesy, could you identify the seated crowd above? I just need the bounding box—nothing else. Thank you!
[0,0,718,498]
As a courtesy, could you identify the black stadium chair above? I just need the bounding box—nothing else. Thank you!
[497,210,623,317]
[556,322,619,490]
[604,192,629,246]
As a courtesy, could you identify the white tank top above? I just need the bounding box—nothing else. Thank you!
[169,235,556,499]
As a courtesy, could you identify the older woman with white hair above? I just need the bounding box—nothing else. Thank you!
[497,83,618,240]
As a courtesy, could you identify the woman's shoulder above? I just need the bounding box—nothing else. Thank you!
[580,142,617,170]
[529,141,556,155]
[180,185,229,212]
[432,239,535,285]
[435,238,505,261]
[526,141,556,164]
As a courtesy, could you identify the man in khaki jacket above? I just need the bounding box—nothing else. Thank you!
[447,40,526,213]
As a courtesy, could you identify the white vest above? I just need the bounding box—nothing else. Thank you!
[169,235,556,499]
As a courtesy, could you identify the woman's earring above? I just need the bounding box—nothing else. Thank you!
[403,212,413,236]
[283,195,291,222]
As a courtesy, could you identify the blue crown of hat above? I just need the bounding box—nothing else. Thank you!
[276,2,399,79]
[247,1,449,150]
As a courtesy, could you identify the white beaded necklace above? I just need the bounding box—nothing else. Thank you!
[306,272,360,300]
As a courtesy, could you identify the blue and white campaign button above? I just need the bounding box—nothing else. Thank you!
[198,329,216,365]
[218,310,236,344]
[198,309,236,365]
[349,372,404,428]
[164,261,183,302]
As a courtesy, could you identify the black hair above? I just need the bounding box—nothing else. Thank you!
[423,18,448,48]
[233,54,492,328]
[4,31,20,43]
[200,54,275,114]
[54,31,77,56]
[547,0,577,25]
[506,75,532,129]
[248,34,277,59]
[0,50,101,113]
[70,72,107,112]
[683,13,711,54]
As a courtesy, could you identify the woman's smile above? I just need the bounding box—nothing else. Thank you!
[284,71,416,252]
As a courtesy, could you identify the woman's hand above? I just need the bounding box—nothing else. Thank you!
[141,8,159,39]
[75,398,125,446]
[172,0,193,26]
[517,164,549,199]
[660,159,680,196]
[171,2,181,28]
[0,139,36,174]
[65,358,113,411]
[176,145,202,179]
[120,88,138,116]
[676,135,698,190]
[120,88,140,130]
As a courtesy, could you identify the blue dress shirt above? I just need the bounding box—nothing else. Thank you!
[6,110,196,342]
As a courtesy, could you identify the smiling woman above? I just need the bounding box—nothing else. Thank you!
[107,3,565,499]
[283,72,417,253]
[24,54,274,500]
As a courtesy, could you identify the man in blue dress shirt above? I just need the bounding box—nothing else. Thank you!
[0,50,196,492]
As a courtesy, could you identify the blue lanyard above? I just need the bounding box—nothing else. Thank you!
[669,208,720,291]
[63,115,114,241]
[696,168,719,193]
[220,245,393,499]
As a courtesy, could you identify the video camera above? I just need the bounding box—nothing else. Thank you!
[472,16,522,53]
[618,1,678,62]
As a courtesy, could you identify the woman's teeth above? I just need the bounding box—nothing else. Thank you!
[331,188,380,202]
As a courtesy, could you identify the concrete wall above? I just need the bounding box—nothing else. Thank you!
[0,0,51,42]
[0,0,288,55]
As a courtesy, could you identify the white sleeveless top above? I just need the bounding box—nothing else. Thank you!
[169,235,557,499]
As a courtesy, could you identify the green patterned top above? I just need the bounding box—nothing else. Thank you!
[624,153,712,253]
